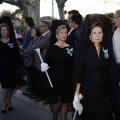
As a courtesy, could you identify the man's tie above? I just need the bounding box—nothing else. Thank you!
[39,35,43,41]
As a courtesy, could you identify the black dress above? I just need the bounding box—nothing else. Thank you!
[0,40,20,88]
[44,44,74,103]
[78,43,113,120]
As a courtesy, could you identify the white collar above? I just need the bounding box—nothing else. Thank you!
[41,30,50,37]
[68,28,74,36]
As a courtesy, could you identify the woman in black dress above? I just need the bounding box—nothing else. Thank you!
[73,19,114,120]
[43,25,74,120]
[0,23,21,113]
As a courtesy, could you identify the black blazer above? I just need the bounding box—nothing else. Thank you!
[67,29,76,48]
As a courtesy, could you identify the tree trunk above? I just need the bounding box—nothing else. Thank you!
[56,0,67,20]
[27,0,40,26]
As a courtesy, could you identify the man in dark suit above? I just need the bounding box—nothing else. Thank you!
[67,10,83,120]
[67,10,80,48]
[71,13,83,49]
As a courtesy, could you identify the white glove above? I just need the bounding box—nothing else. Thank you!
[73,93,83,115]
[41,62,49,72]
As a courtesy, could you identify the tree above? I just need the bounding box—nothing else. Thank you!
[55,0,67,20]
[0,10,14,19]
[0,0,68,24]
[11,9,27,19]
[0,0,40,25]
[105,12,114,19]
[0,9,27,19]
[26,0,40,26]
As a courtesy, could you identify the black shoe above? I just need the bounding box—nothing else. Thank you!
[29,95,38,99]
[22,92,31,96]
[34,97,44,102]
[1,109,6,113]
[22,92,27,96]
[8,107,13,111]
[42,100,49,105]
[6,104,13,111]
[1,105,7,113]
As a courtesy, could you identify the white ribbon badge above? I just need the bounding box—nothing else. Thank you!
[7,43,14,48]
[102,47,109,59]
[66,48,73,56]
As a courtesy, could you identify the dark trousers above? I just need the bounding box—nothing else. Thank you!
[37,70,50,101]
[27,66,37,95]
[117,63,120,114]
[111,64,120,120]
[118,82,120,109]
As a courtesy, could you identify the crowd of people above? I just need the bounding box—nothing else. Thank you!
[0,8,120,120]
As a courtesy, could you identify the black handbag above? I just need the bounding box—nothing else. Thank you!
[24,55,33,68]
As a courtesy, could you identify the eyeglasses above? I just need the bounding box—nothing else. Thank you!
[113,16,120,19]
[39,25,47,27]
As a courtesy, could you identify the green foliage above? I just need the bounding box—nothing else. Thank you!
[14,24,24,31]
[21,9,28,18]
[46,20,52,25]
[0,9,28,20]
[105,12,114,18]
[12,9,28,19]
[0,10,14,19]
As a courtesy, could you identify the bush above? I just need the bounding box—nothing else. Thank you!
[14,24,24,31]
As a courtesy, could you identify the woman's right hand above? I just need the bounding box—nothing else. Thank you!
[73,93,83,115]
[41,62,49,72]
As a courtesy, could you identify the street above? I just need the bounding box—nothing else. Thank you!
[0,88,72,120]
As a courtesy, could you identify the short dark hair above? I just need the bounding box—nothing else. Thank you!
[41,21,50,29]
[68,10,80,15]
[25,17,34,28]
[32,26,41,36]
[71,13,83,25]
[89,21,104,34]
[0,23,10,34]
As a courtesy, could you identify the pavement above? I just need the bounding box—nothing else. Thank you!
[0,85,73,120]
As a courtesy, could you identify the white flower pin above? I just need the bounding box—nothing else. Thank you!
[66,48,73,56]
[102,47,109,59]
[7,43,14,48]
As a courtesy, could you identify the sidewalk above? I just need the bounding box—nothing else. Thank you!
[0,85,73,120]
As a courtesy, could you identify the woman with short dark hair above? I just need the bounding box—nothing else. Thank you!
[23,26,41,99]
[73,14,114,120]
